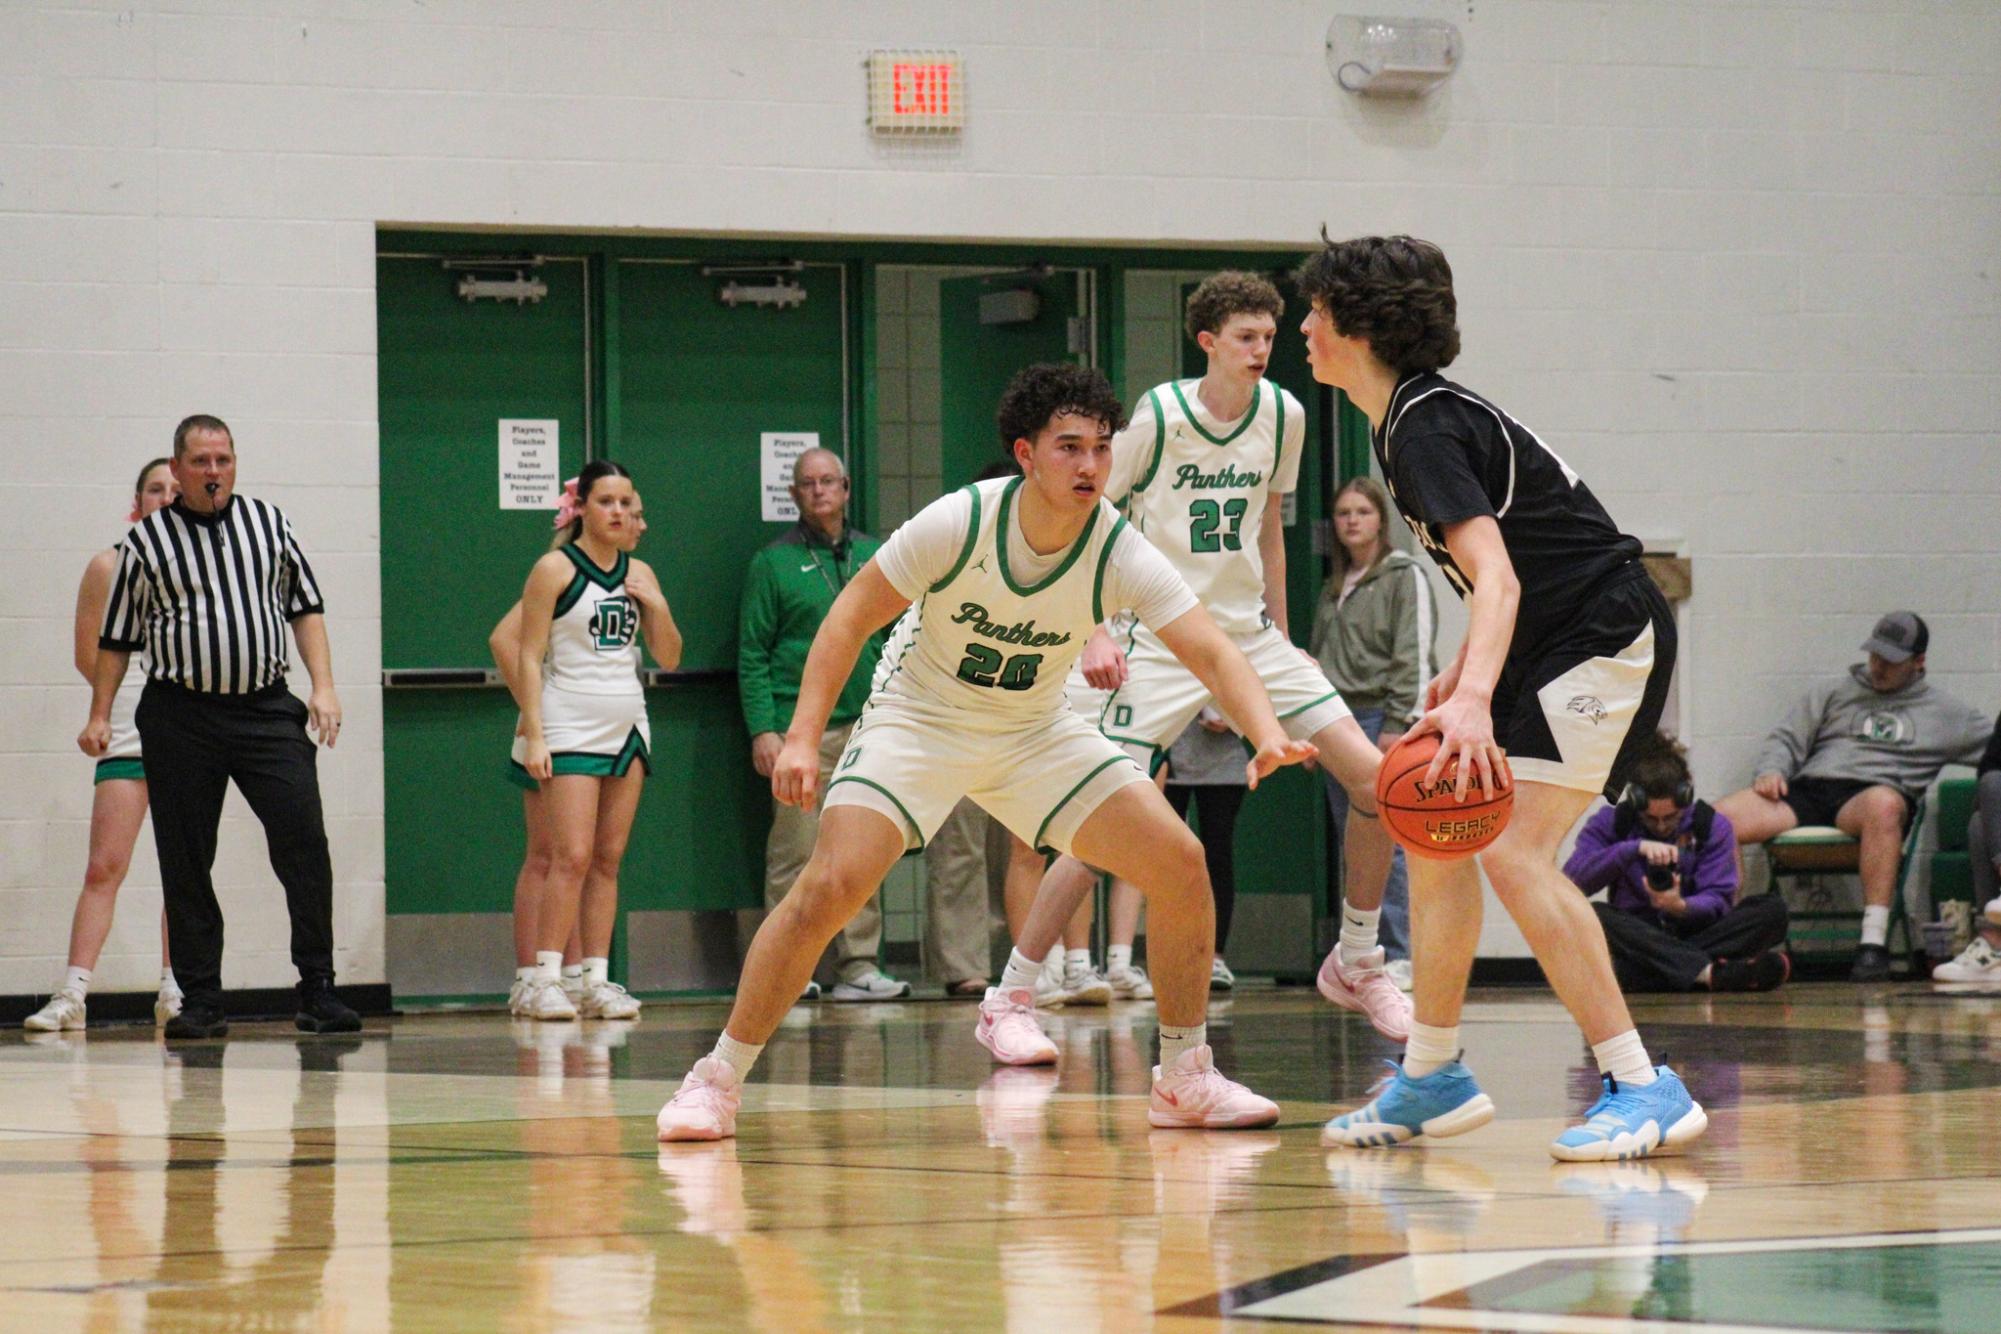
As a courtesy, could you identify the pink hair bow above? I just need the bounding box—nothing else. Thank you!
[126,501,142,524]
[552,476,582,530]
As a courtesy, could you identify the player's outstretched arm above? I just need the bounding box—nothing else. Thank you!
[772,560,910,810]
[1152,603,1316,789]
[1416,516,1518,799]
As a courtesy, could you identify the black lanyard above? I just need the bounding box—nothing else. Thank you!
[802,526,850,598]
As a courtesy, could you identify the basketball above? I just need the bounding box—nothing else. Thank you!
[1376,731,1513,860]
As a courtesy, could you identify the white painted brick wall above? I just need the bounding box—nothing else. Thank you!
[2,0,1996,988]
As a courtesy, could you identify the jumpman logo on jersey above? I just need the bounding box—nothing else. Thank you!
[971,554,991,575]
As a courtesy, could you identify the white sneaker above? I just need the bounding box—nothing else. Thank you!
[830,968,912,1001]
[1985,896,2001,929]
[578,979,642,1019]
[1385,957,1414,992]
[522,978,578,1021]
[1063,966,1112,1006]
[561,973,587,1005]
[507,976,533,1016]
[1210,957,1236,991]
[154,982,184,1026]
[1106,962,1154,1000]
[1033,963,1069,1009]
[798,979,821,1002]
[1933,936,2001,983]
[24,989,86,1032]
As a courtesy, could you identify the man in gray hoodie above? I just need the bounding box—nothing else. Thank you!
[1715,611,1993,980]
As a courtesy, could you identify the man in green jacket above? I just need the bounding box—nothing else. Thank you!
[740,448,913,1000]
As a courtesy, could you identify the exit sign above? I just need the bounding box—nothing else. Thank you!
[866,50,965,134]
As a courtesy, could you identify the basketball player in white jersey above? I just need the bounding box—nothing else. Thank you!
[996,273,1411,1050]
[658,365,1316,1140]
[514,462,682,1022]
[30,459,184,1031]
[491,490,649,1017]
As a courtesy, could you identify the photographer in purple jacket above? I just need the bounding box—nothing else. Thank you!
[1565,732,1791,993]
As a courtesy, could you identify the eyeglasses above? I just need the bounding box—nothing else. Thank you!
[795,477,846,491]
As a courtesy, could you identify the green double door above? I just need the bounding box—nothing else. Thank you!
[377,254,849,997]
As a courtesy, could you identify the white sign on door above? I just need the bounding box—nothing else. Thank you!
[500,419,561,509]
[761,432,820,523]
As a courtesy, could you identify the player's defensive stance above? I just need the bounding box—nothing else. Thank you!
[658,365,1315,1141]
[994,272,1410,1050]
[1300,234,1706,1163]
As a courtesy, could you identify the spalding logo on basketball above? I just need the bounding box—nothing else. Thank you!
[1375,732,1515,861]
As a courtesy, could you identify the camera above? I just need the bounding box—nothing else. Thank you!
[1645,862,1675,892]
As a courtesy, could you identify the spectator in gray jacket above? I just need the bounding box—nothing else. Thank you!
[1308,476,1439,977]
[1715,612,1992,981]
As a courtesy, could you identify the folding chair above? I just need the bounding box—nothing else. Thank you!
[1765,791,1927,968]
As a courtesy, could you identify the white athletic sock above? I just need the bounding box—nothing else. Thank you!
[1860,905,1891,947]
[1041,948,1065,984]
[561,963,584,985]
[711,1033,763,1081]
[515,965,536,984]
[161,967,177,989]
[1000,948,1043,992]
[63,966,91,997]
[1402,1020,1458,1078]
[1107,944,1133,973]
[1338,905,1382,963]
[534,950,563,984]
[581,957,608,986]
[1065,947,1093,981]
[1593,1030,1658,1087]
[1158,1021,1207,1068]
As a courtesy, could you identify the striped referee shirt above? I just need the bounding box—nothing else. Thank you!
[99,496,326,694]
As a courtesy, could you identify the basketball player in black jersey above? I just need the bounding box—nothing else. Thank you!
[1299,234,1707,1162]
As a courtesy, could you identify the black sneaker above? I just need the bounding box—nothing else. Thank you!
[1850,943,1893,983]
[1712,951,1791,993]
[163,997,230,1040]
[296,977,362,1034]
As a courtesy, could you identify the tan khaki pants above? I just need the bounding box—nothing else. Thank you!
[764,722,882,983]
[923,799,996,985]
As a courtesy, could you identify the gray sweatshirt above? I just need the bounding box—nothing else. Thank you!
[1754,665,1992,796]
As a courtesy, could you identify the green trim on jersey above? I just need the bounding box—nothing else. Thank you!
[826,775,926,850]
[995,476,1100,597]
[1090,515,1129,626]
[562,543,630,590]
[1132,388,1170,494]
[1034,754,1130,851]
[1171,379,1263,446]
[552,570,590,620]
[1277,689,1341,721]
[94,758,144,784]
[1274,385,1287,472]
[928,485,984,593]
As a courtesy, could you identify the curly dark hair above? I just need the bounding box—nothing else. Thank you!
[1184,270,1284,343]
[1626,731,1693,803]
[1294,231,1460,375]
[995,363,1127,461]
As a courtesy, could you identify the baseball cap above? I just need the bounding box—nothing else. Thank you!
[1861,611,1929,663]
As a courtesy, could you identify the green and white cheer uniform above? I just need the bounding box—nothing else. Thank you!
[825,475,1197,855]
[95,657,147,784]
[508,545,651,788]
[1094,378,1350,770]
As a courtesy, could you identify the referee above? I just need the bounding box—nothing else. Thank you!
[78,415,360,1038]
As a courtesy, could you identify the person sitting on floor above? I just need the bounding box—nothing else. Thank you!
[1565,732,1791,993]
[1713,611,1992,981]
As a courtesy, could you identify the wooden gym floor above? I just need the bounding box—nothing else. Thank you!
[4,982,2000,1331]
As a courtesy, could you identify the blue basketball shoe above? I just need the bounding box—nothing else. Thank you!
[1550,1066,1707,1162]
[1321,1060,1496,1148]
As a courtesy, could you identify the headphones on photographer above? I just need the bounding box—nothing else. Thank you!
[1616,778,1694,818]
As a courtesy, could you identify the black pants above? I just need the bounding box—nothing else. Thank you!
[1592,894,1791,993]
[137,680,336,1001]
[1165,784,1246,951]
